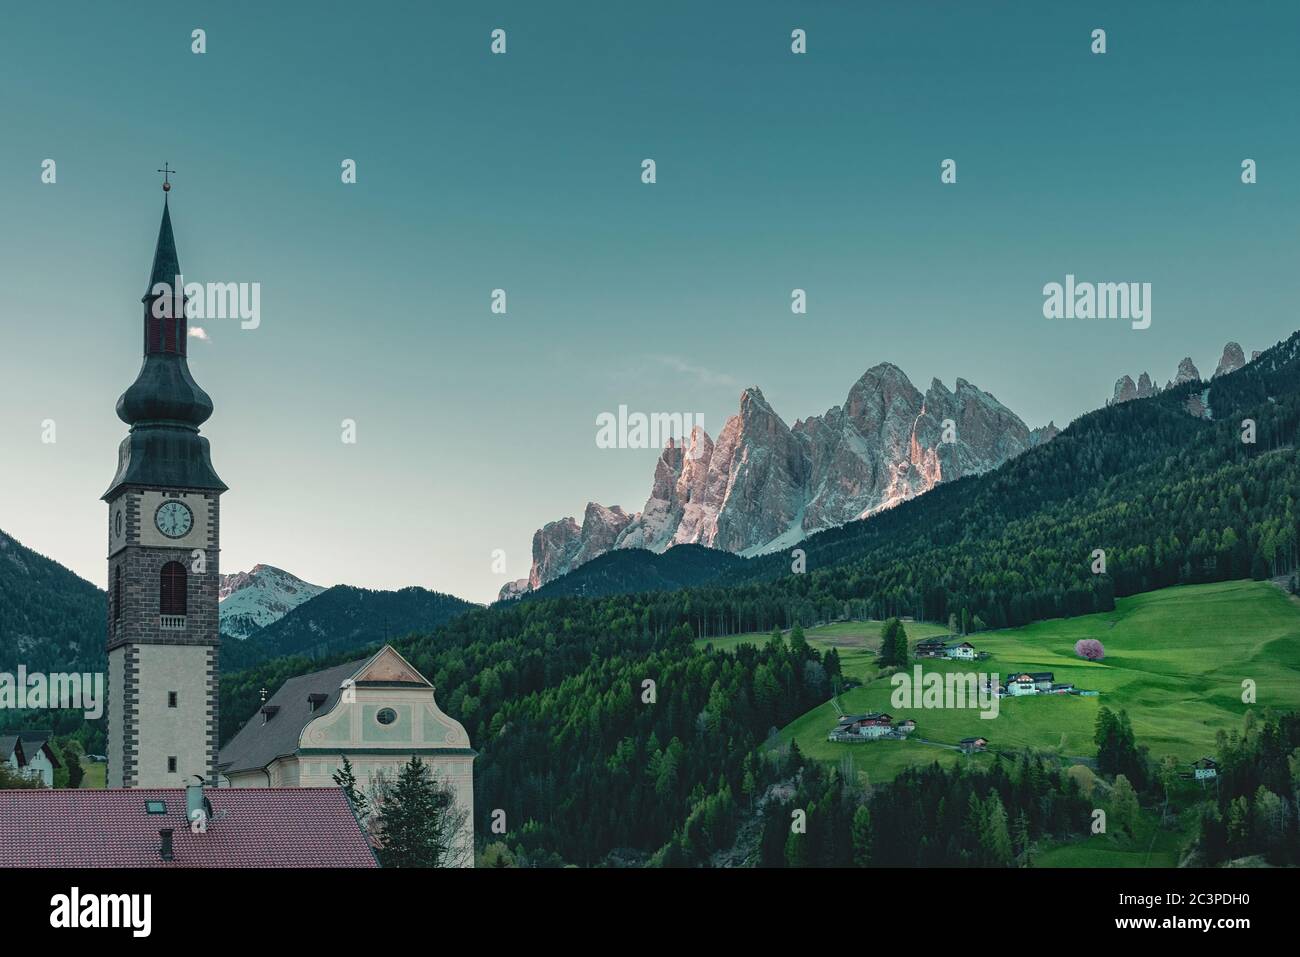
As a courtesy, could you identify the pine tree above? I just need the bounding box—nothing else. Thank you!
[784,830,808,868]
[850,804,873,866]
[371,756,467,868]
[878,618,902,667]
[979,793,1013,867]
[1253,786,1286,862]
[1012,811,1031,863]
[1157,755,1178,820]
[1226,796,1251,854]
[789,621,808,656]
[333,755,369,823]
[740,752,758,808]
[893,620,909,667]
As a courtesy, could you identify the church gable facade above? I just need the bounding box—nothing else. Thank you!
[218,646,475,864]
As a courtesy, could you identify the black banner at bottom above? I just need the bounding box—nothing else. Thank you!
[0,865,1282,943]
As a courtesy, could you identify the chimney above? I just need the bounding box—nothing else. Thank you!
[186,780,211,832]
[159,828,174,861]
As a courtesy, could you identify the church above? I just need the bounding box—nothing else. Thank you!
[217,645,476,864]
[100,181,475,864]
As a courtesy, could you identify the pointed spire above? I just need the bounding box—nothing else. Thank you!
[105,186,225,500]
[145,195,181,298]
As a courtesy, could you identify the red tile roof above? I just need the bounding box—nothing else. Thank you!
[0,787,378,868]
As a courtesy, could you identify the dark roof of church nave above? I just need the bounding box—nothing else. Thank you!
[218,658,365,775]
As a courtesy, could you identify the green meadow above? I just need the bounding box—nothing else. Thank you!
[697,619,950,678]
[763,580,1300,782]
[1032,807,1197,868]
[79,756,105,789]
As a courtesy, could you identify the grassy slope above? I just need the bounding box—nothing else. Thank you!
[698,620,951,662]
[79,757,105,789]
[1033,807,1197,868]
[771,581,1300,784]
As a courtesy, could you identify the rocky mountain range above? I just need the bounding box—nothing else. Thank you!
[502,363,1058,599]
[1111,340,1257,405]
[218,564,325,639]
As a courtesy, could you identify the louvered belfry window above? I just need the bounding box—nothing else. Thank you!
[160,561,188,616]
[163,312,178,353]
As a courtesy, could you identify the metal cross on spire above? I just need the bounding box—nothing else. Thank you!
[157,162,175,192]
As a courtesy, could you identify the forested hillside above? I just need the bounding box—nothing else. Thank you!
[219,585,478,672]
[521,543,743,602]
[0,530,104,675]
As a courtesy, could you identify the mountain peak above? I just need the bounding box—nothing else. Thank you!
[517,359,1047,592]
[857,361,911,385]
[1175,357,1201,384]
[1214,341,1247,377]
[928,377,952,396]
[218,565,326,640]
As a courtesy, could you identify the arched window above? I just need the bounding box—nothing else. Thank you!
[114,566,123,622]
[160,561,187,616]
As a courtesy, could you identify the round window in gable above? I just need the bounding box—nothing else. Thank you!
[376,708,397,726]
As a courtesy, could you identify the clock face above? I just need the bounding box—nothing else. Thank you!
[155,501,194,539]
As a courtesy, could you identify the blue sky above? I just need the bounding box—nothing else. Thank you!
[1,1,1297,603]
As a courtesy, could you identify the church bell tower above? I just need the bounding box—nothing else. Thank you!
[105,177,226,788]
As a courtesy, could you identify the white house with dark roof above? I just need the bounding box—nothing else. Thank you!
[0,731,61,786]
[16,732,60,786]
[217,645,474,865]
[0,735,25,776]
[828,712,911,742]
